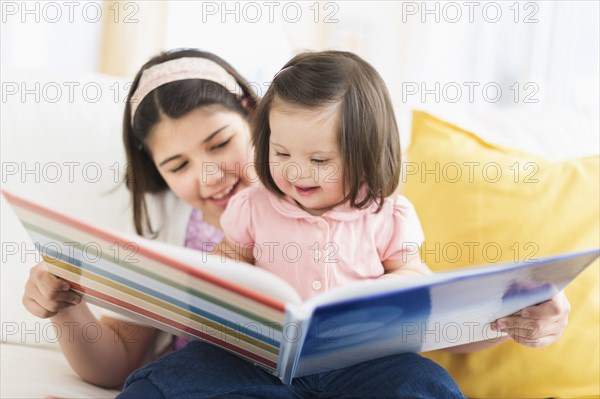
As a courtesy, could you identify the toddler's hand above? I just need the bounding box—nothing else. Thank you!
[22,261,82,318]
[491,290,570,348]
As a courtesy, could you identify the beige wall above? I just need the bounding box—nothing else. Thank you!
[98,0,167,77]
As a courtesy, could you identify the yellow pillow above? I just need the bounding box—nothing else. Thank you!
[403,111,599,398]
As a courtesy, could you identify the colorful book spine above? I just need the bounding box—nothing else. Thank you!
[4,191,287,374]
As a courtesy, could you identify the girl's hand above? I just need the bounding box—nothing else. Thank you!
[492,290,571,348]
[22,261,82,318]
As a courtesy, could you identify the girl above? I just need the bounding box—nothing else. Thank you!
[21,48,571,397]
[22,48,261,390]
[212,51,470,398]
[220,50,433,301]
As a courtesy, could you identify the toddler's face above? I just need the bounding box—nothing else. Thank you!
[147,106,257,223]
[269,101,345,216]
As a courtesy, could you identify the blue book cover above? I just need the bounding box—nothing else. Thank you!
[280,249,599,383]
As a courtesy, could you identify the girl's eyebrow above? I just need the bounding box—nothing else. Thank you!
[203,125,229,144]
[159,154,181,167]
[158,125,229,166]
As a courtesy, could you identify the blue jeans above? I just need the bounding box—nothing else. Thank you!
[117,341,464,399]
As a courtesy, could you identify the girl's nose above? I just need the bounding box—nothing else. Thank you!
[200,161,225,185]
[284,162,314,182]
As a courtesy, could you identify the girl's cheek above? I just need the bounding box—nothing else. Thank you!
[160,173,177,195]
[169,175,197,203]
[271,165,288,191]
[323,163,341,184]
[223,147,251,180]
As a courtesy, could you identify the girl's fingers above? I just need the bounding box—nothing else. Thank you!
[503,329,559,348]
[493,316,548,334]
[37,269,70,297]
[23,261,80,319]
[495,313,567,337]
[519,291,571,319]
[30,261,73,301]
[23,296,59,319]
[32,288,80,314]
[490,292,570,348]
[25,277,80,315]
[51,290,83,305]
[492,318,564,348]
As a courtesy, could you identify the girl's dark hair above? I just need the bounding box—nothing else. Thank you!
[123,48,258,237]
[253,50,400,212]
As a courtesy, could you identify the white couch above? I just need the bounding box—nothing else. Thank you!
[1,67,598,398]
[1,68,129,398]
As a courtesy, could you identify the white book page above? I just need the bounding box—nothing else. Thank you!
[118,231,303,306]
[301,273,450,311]
[299,260,544,312]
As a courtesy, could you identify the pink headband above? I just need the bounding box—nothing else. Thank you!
[129,57,244,124]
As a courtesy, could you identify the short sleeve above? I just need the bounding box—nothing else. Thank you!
[220,188,255,246]
[380,195,425,261]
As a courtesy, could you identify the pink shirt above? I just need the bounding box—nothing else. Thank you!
[220,187,425,301]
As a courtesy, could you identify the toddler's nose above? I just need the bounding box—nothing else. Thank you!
[285,162,315,182]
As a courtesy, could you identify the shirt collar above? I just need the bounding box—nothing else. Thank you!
[267,190,376,222]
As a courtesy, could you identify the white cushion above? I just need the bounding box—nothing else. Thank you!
[1,68,131,347]
[0,343,119,398]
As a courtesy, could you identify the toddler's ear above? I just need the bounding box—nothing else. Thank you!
[241,97,256,121]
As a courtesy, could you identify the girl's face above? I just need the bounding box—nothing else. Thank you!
[269,101,345,216]
[147,106,257,224]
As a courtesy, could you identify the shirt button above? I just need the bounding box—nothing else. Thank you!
[317,220,328,229]
[312,280,322,291]
[314,250,322,262]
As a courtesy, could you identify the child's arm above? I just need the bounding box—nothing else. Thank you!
[380,196,430,279]
[381,252,433,278]
[23,261,160,388]
[218,188,256,265]
[214,238,255,264]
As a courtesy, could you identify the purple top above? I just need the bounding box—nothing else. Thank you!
[173,208,224,351]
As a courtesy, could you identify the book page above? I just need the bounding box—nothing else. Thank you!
[291,250,598,378]
[3,189,303,374]
[119,231,302,306]
[302,272,448,309]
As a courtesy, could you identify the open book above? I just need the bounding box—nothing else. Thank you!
[3,189,598,384]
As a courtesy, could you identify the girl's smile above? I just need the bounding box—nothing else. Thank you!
[294,184,320,197]
[205,177,241,207]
